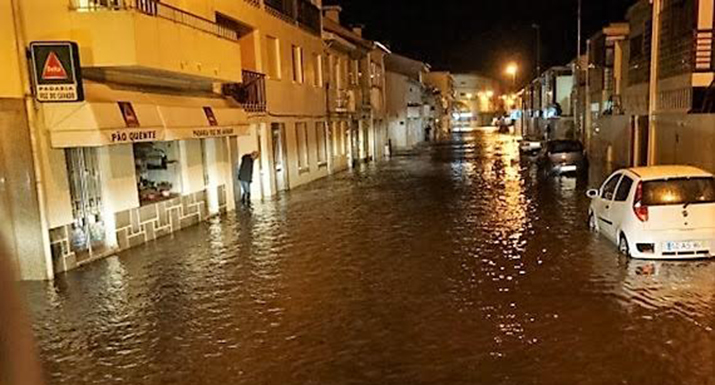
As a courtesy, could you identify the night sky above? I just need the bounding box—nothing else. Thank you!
[331,0,635,83]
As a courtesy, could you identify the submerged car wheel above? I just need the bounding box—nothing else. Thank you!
[618,234,630,257]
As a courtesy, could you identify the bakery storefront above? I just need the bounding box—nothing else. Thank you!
[42,89,248,272]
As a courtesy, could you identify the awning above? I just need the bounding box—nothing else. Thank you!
[42,81,249,148]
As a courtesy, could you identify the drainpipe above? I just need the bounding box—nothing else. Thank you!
[10,0,54,280]
[648,0,662,166]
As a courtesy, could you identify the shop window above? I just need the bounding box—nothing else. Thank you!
[65,148,106,259]
[133,142,181,206]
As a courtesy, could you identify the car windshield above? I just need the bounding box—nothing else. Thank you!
[548,141,583,154]
[642,177,715,206]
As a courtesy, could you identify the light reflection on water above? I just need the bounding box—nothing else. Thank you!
[21,131,715,385]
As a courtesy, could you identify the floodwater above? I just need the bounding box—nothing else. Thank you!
[23,131,715,385]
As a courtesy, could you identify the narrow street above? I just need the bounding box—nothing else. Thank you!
[24,131,715,385]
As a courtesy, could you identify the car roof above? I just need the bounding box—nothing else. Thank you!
[626,165,713,181]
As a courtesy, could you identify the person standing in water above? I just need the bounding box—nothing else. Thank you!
[238,151,259,205]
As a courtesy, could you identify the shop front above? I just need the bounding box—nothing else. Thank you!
[42,89,248,273]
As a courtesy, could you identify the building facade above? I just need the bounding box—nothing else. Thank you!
[321,6,389,169]
[424,71,455,138]
[2,0,336,280]
[452,73,502,127]
[385,53,432,151]
[586,0,715,172]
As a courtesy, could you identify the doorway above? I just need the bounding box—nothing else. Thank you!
[271,123,288,192]
[632,115,649,167]
[229,137,241,205]
[65,148,107,262]
[350,120,360,167]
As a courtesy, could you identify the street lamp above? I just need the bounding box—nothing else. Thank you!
[505,63,518,89]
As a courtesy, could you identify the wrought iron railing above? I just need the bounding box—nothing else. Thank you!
[72,0,238,41]
[264,0,296,20]
[694,29,715,72]
[297,0,321,35]
[236,70,267,112]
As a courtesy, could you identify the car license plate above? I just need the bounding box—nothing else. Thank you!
[663,241,704,252]
[561,165,577,172]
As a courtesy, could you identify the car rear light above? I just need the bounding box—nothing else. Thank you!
[633,181,649,222]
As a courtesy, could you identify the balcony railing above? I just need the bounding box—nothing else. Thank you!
[263,0,321,36]
[695,29,715,72]
[297,0,321,35]
[222,70,267,113]
[73,0,238,41]
[264,0,296,20]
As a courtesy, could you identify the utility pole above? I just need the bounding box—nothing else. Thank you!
[532,24,541,77]
[575,0,583,137]
[648,0,662,166]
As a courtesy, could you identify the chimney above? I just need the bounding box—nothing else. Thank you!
[352,24,364,37]
[323,5,342,23]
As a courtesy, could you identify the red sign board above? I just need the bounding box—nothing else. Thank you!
[30,41,84,102]
[41,51,69,80]
[118,102,140,128]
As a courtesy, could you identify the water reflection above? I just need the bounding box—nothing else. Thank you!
[21,131,715,385]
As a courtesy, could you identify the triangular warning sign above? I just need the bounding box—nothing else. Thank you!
[41,52,68,80]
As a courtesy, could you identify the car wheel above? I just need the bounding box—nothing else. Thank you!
[618,234,630,257]
[588,212,598,232]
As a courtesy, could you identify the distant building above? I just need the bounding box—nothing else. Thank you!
[322,5,389,168]
[452,73,502,127]
[424,71,455,137]
[384,53,432,151]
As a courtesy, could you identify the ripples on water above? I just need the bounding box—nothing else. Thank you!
[22,132,715,384]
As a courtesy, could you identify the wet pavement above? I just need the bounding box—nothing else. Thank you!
[23,130,715,385]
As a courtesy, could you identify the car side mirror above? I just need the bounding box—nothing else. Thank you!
[586,189,599,199]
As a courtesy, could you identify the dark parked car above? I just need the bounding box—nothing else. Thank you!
[538,140,588,176]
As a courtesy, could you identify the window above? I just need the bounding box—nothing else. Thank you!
[296,122,309,171]
[643,177,715,206]
[292,45,304,83]
[316,122,327,165]
[266,36,281,79]
[349,59,359,86]
[133,142,181,206]
[312,54,323,87]
[601,174,622,201]
[614,176,634,202]
[333,57,343,89]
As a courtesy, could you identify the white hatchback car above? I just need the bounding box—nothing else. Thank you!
[587,166,715,259]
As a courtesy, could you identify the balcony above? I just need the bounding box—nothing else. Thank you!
[264,0,321,36]
[69,0,242,82]
[222,70,267,113]
[297,0,321,35]
[264,0,296,21]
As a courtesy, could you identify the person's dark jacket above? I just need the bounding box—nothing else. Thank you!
[238,154,254,182]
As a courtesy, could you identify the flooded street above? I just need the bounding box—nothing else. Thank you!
[23,131,715,385]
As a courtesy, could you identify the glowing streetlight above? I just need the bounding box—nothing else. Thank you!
[505,63,518,88]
